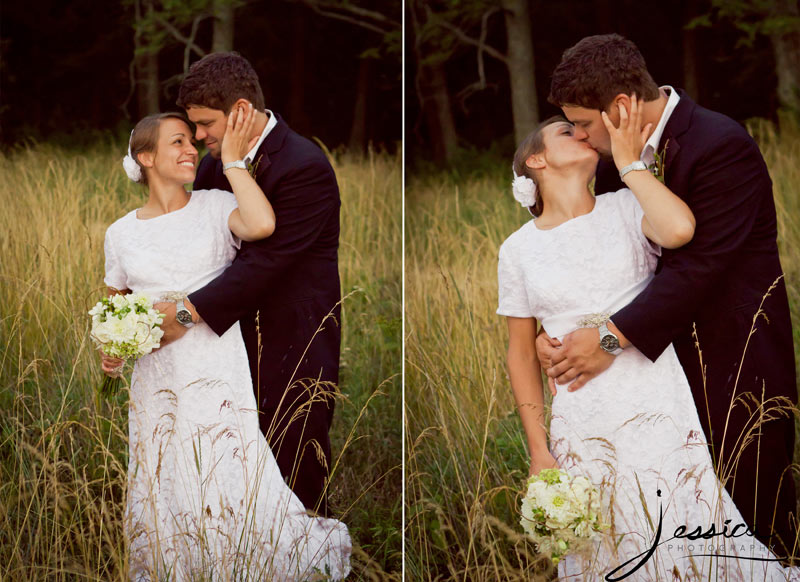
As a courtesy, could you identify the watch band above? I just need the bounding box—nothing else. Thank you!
[618,160,648,180]
[175,299,195,328]
[223,159,247,172]
[598,322,623,356]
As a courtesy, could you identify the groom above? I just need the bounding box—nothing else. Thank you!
[159,52,341,516]
[539,34,798,560]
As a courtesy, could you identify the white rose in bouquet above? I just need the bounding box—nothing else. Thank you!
[520,468,606,566]
[88,293,165,396]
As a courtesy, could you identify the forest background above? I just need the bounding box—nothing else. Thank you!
[1,0,401,150]
[408,0,800,165]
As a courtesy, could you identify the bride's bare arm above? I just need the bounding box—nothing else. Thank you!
[221,104,276,242]
[506,316,558,476]
[602,95,695,249]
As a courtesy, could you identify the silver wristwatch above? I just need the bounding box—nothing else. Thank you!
[223,159,247,172]
[175,299,195,328]
[618,160,648,180]
[598,322,623,355]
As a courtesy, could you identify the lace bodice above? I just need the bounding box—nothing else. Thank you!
[497,188,659,336]
[103,189,239,295]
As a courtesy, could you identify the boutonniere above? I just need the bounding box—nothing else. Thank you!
[247,154,263,178]
[648,139,668,184]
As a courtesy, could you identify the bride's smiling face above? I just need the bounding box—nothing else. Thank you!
[140,118,199,185]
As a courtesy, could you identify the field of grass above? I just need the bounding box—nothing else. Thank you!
[0,141,401,580]
[405,118,800,581]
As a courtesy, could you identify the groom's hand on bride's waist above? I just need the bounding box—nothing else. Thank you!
[154,300,202,347]
[547,324,630,392]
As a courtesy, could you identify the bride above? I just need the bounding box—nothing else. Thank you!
[99,107,351,580]
[497,96,799,581]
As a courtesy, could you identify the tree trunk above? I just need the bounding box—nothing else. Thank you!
[418,60,459,164]
[348,58,370,153]
[769,0,800,114]
[212,0,235,53]
[136,53,160,116]
[501,0,538,145]
[135,0,160,116]
[409,0,458,163]
[287,6,311,134]
[681,0,700,101]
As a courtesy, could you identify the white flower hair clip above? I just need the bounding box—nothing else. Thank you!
[512,168,537,208]
[122,130,142,183]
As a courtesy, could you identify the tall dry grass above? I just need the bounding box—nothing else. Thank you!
[405,118,800,580]
[0,141,401,580]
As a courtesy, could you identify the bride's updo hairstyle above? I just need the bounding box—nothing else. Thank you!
[126,112,196,186]
[512,115,571,217]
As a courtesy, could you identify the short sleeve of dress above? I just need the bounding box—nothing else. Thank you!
[103,227,128,291]
[204,189,241,250]
[617,188,661,257]
[497,239,534,318]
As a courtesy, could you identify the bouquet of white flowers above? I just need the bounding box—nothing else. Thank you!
[520,468,605,566]
[88,292,165,396]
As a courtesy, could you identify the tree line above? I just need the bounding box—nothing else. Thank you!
[1,0,400,150]
[409,0,800,165]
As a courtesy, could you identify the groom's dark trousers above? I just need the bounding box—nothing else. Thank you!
[598,90,798,561]
[189,114,341,516]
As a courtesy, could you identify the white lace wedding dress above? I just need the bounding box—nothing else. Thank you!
[497,189,799,581]
[104,190,351,581]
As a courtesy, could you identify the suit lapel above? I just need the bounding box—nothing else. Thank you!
[253,114,290,180]
[660,89,694,183]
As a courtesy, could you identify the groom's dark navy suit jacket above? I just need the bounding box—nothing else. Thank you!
[189,113,341,514]
[597,90,797,555]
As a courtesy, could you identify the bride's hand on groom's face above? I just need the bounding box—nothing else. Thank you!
[220,102,260,164]
[601,94,653,171]
[546,328,614,392]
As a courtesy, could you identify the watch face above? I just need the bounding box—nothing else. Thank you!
[600,335,620,352]
[176,309,193,325]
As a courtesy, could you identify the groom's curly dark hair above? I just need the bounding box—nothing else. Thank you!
[548,34,660,111]
[177,52,266,113]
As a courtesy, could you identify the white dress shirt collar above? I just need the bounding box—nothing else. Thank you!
[641,86,680,166]
[244,109,277,165]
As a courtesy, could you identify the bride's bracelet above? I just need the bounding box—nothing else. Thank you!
[577,313,611,328]
[161,291,188,303]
